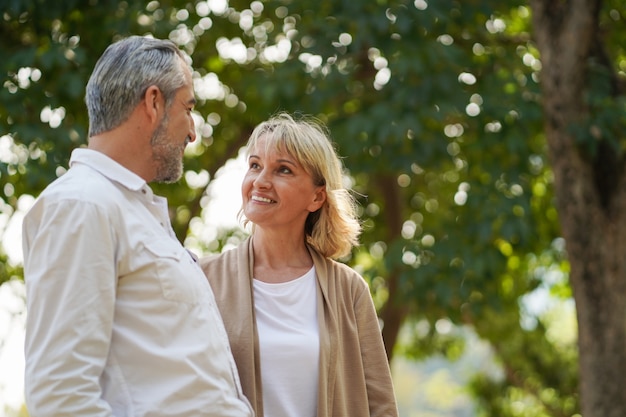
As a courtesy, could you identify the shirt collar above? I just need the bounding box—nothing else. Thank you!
[69,148,147,192]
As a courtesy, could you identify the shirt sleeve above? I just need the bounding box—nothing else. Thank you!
[22,198,117,417]
[354,282,400,417]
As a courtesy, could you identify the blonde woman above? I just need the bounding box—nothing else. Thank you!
[201,113,398,417]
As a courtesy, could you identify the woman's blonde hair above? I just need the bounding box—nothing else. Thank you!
[242,112,361,259]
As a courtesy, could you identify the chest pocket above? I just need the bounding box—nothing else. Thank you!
[142,239,206,305]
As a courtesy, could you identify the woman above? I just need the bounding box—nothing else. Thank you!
[201,112,398,417]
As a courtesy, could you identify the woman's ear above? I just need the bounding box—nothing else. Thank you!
[308,187,327,212]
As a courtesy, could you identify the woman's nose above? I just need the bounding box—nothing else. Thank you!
[254,169,271,188]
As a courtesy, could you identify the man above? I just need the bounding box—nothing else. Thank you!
[22,36,253,417]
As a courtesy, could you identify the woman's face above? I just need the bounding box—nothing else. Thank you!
[241,135,326,232]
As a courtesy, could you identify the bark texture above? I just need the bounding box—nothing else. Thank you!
[376,174,410,362]
[530,1,626,416]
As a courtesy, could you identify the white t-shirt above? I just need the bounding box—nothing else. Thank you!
[253,267,320,417]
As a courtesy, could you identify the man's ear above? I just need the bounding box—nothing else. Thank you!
[142,85,162,123]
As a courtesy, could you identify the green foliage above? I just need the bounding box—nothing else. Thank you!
[0,252,22,287]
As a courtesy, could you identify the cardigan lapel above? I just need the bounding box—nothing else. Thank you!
[310,247,338,417]
[240,237,264,415]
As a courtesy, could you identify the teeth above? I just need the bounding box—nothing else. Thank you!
[252,195,273,203]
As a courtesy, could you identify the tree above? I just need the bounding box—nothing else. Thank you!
[530,0,626,415]
[4,0,621,415]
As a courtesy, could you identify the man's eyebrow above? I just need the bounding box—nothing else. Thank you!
[187,97,197,106]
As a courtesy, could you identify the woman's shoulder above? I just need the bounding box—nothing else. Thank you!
[198,244,246,282]
[200,238,251,267]
[313,251,369,290]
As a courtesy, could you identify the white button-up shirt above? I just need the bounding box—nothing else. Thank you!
[22,149,253,417]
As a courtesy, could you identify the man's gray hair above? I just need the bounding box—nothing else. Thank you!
[85,36,188,137]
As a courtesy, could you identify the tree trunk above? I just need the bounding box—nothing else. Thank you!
[530,1,626,415]
[376,175,410,362]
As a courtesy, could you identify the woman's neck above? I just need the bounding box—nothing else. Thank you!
[252,231,313,283]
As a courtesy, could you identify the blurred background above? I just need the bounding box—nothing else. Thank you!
[2,0,625,415]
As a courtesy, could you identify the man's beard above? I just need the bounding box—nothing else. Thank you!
[151,115,185,183]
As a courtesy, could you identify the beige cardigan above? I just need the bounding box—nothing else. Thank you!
[200,237,398,417]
